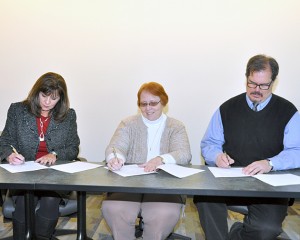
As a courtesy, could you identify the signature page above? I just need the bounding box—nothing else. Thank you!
[0,161,48,173]
[208,167,249,178]
[158,164,204,178]
[107,164,156,177]
[50,161,102,173]
[253,173,300,186]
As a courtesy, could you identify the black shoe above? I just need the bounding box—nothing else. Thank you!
[12,218,25,240]
[12,212,25,240]
[229,222,243,240]
[35,213,58,240]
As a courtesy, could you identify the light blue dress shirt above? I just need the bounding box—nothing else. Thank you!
[201,94,300,170]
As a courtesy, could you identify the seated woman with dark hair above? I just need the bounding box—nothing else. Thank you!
[0,72,80,239]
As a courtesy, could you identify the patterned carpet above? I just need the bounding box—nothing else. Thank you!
[1,194,299,239]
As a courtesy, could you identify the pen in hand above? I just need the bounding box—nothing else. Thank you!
[109,147,123,171]
[112,147,118,161]
[10,145,25,164]
[224,151,234,166]
[11,145,19,155]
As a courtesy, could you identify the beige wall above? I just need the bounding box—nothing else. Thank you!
[1,0,299,164]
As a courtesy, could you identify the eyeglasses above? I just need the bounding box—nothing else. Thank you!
[139,100,161,108]
[247,80,273,90]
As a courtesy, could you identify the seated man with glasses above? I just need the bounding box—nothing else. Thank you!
[194,54,300,240]
[102,82,192,240]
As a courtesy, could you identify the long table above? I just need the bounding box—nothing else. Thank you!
[35,165,300,239]
[36,165,300,197]
[2,165,300,239]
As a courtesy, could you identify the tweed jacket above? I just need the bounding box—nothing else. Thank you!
[0,102,80,162]
[105,114,192,164]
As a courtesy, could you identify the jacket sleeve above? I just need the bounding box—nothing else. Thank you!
[0,103,19,162]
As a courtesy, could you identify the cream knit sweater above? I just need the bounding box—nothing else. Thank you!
[105,114,192,164]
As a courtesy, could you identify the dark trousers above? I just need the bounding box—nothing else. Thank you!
[12,190,61,222]
[12,190,61,239]
[193,196,288,240]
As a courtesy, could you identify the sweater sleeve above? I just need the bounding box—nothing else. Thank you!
[161,118,192,165]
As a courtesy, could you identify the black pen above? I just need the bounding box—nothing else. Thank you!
[224,151,231,165]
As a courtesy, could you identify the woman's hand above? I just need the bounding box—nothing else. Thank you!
[140,156,164,172]
[7,153,25,165]
[35,153,57,165]
[107,158,124,171]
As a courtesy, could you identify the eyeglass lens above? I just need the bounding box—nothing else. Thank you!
[247,81,271,90]
[139,101,160,107]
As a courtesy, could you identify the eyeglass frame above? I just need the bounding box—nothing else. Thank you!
[138,100,161,108]
[247,80,273,90]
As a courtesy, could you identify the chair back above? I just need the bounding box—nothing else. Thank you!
[2,190,77,219]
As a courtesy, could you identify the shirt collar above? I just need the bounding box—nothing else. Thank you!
[246,94,272,111]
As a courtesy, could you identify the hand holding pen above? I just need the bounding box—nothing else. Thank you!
[8,145,25,165]
[107,147,124,171]
[216,151,234,168]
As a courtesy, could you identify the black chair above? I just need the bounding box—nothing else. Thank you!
[135,213,191,240]
[2,190,77,219]
[1,189,78,239]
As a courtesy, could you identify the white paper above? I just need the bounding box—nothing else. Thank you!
[253,173,300,186]
[50,161,102,173]
[107,164,156,177]
[208,167,249,177]
[0,161,49,173]
[157,164,204,178]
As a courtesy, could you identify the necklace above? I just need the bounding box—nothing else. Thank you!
[148,121,163,152]
[39,117,49,141]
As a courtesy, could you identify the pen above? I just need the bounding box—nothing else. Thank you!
[224,151,232,166]
[112,147,124,168]
[112,147,118,160]
[10,145,19,155]
[10,145,24,164]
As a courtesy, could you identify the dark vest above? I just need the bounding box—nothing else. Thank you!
[220,93,297,167]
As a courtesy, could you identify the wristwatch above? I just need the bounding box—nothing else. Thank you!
[268,159,273,171]
[51,151,58,159]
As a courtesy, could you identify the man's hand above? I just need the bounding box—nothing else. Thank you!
[216,152,234,168]
[242,160,272,175]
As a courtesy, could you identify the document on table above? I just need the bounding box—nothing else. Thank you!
[0,161,102,173]
[0,161,49,173]
[108,164,156,177]
[208,167,249,177]
[253,173,300,186]
[108,164,204,178]
[157,164,204,178]
[50,161,102,173]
